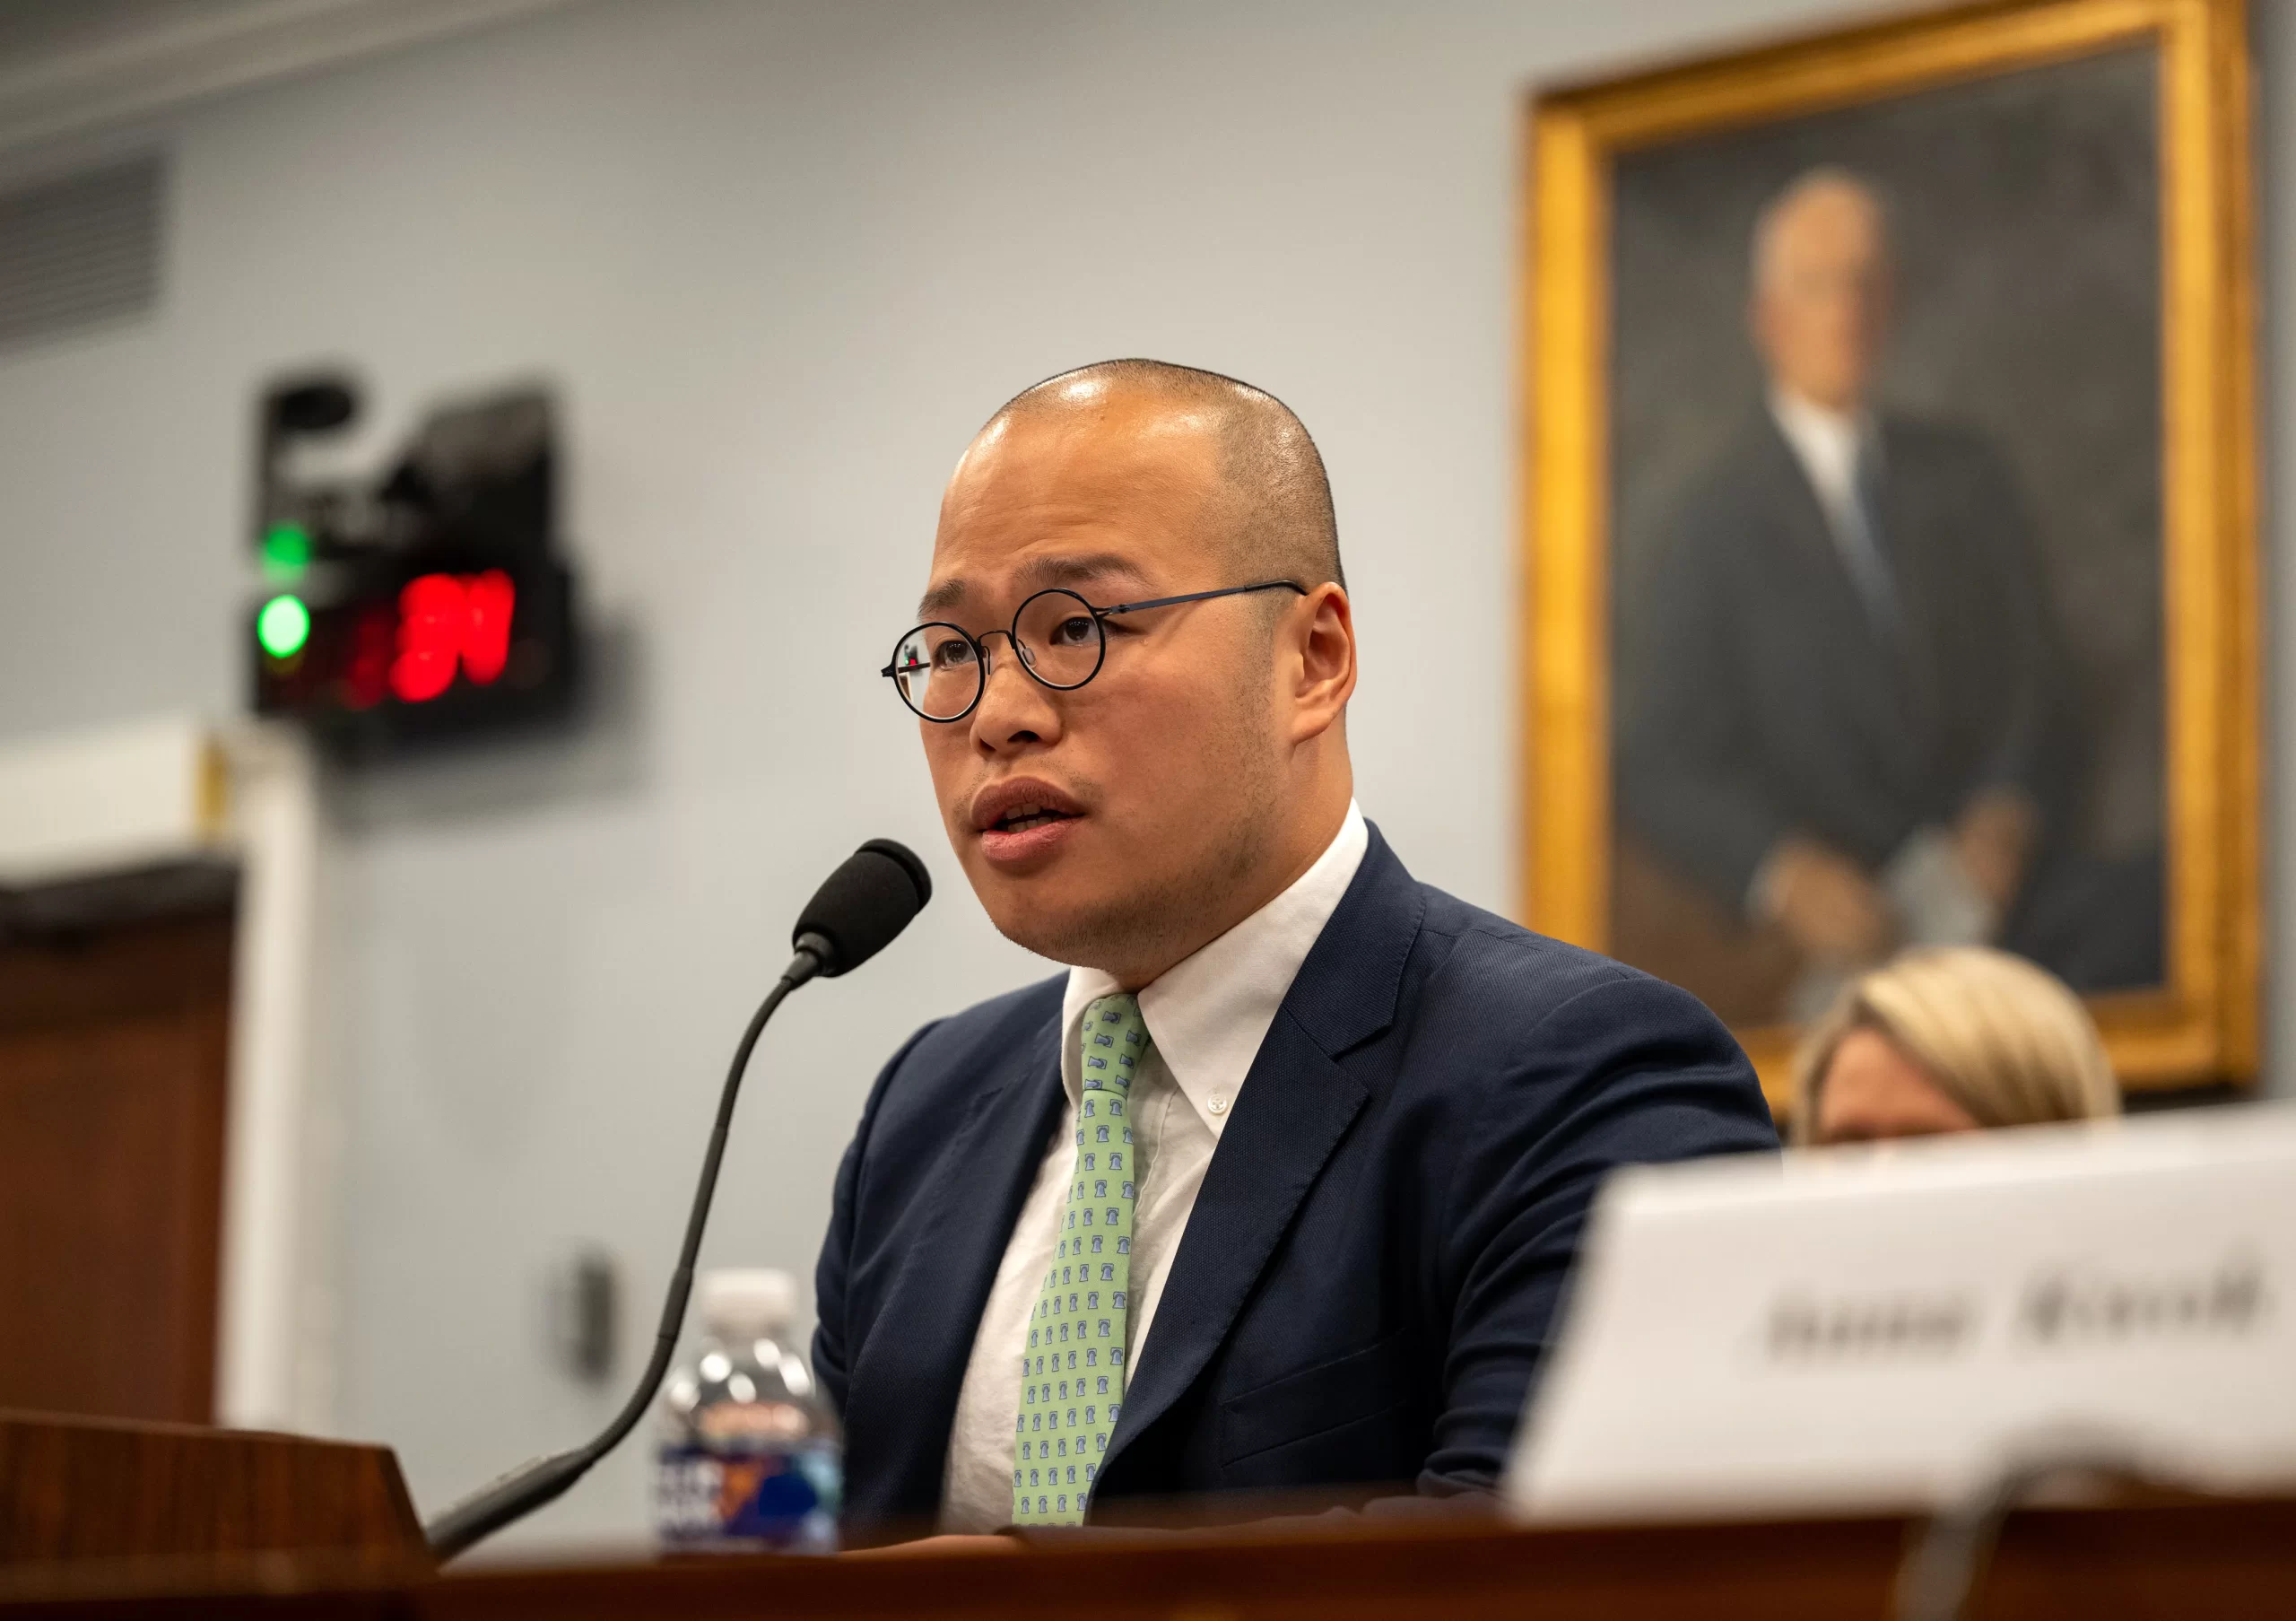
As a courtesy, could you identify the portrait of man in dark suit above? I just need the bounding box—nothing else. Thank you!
[1617,168,2086,1020]
[1603,50,2171,1028]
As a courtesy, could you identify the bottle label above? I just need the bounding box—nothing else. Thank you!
[654,1442,840,1553]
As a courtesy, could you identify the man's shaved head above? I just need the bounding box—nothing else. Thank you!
[981,359,1344,593]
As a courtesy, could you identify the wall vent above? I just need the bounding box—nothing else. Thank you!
[0,156,162,353]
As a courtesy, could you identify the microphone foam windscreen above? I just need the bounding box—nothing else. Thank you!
[792,839,933,975]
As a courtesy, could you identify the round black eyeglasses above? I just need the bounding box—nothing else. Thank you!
[882,580,1308,722]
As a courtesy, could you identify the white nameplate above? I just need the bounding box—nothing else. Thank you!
[1506,1106,2296,1522]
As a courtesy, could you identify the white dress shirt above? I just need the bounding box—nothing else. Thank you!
[937,799,1370,1530]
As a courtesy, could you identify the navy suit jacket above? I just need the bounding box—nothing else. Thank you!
[813,828,1777,1534]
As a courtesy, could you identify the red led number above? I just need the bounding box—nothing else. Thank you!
[388,571,517,704]
[462,571,516,684]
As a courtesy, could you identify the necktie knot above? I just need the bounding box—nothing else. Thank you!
[1080,992,1146,1094]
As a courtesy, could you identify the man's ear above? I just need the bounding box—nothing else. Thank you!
[1288,583,1356,743]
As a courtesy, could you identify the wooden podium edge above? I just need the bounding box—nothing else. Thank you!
[0,1408,429,1575]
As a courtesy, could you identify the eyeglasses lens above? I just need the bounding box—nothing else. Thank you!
[892,624,979,720]
[1013,590,1103,690]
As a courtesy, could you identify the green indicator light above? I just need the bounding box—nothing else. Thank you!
[257,594,310,659]
[262,522,312,575]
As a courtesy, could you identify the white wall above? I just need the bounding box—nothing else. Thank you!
[0,0,2277,1548]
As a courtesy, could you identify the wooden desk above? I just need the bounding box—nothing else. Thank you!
[4,1494,2292,1618]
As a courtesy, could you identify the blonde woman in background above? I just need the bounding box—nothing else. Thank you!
[1793,946,2119,1146]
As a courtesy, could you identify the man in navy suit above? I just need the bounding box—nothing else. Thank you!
[814,359,1777,1546]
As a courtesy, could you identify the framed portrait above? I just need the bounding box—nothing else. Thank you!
[1521,0,2258,1111]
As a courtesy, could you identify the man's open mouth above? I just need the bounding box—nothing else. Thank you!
[971,780,1087,843]
[992,806,1077,834]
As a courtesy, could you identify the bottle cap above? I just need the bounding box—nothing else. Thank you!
[700,1268,796,1338]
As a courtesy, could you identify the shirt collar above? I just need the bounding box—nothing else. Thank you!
[1059,799,1370,1138]
[1770,385,1875,501]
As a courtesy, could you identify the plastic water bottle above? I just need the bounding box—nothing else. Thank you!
[653,1268,841,1553]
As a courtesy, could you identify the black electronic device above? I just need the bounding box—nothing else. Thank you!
[420,840,933,1562]
[247,375,581,754]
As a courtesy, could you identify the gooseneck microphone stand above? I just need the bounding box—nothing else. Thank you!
[422,946,822,1561]
[422,835,932,1563]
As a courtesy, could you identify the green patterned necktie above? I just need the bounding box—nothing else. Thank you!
[1011,992,1151,1525]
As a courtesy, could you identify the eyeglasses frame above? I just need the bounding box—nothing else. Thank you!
[881,579,1310,722]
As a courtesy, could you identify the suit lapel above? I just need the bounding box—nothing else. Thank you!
[842,1017,1063,1520]
[1752,410,1870,626]
[1103,1014,1367,1467]
[1102,831,1423,1473]
[1750,409,1923,784]
[1867,419,1944,756]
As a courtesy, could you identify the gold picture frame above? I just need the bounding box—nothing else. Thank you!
[1522,0,2258,1112]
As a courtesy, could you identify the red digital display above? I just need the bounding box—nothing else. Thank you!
[251,557,572,750]
[387,571,517,704]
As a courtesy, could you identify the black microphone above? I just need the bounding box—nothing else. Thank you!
[793,837,932,975]
[422,840,932,1563]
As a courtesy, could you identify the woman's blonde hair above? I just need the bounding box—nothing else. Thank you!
[1791,946,2118,1145]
